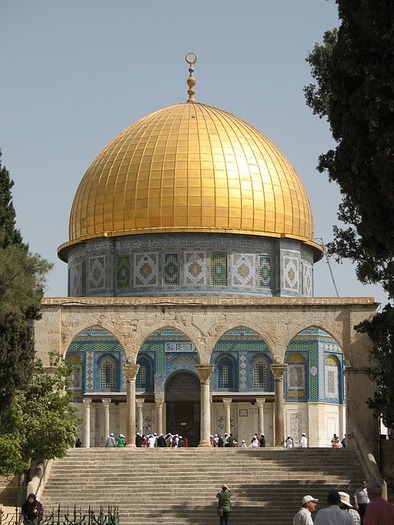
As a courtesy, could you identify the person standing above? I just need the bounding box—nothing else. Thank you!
[21,494,43,525]
[105,432,116,447]
[285,436,294,448]
[331,434,340,448]
[157,433,167,447]
[314,491,353,524]
[293,494,318,525]
[364,479,394,525]
[353,480,369,523]
[338,491,361,524]
[251,433,259,447]
[116,433,126,447]
[259,434,266,447]
[300,433,308,448]
[216,484,232,525]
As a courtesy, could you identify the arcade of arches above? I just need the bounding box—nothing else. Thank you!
[35,295,378,449]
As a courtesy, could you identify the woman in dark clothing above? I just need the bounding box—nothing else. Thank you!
[21,493,43,525]
[216,484,232,525]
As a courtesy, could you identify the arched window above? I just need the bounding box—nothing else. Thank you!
[136,355,153,391]
[218,356,234,389]
[325,355,339,399]
[252,355,270,390]
[98,354,118,391]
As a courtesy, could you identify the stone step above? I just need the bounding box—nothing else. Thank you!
[41,447,365,525]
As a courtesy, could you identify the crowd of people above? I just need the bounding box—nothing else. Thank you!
[100,430,353,449]
[213,477,393,525]
[103,430,270,448]
[292,479,394,525]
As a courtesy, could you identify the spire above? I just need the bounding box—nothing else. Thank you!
[185,52,198,102]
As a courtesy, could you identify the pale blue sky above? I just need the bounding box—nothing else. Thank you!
[0,0,388,306]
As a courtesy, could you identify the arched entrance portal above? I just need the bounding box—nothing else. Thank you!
[165,372,200,447]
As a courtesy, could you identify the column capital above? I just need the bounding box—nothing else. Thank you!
[222,398,232,406]
[83,398,92,405]
[101,398,111,405]
[123,362,140,381]
[270,363,288,381]
[136,398,145,408]
[195,364,214,383]
[256,398,266,407]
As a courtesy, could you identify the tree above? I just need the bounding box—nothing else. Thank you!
[0,355,79,476]
[0,154,79,475]
[356,305,394,429]
[0,154,52,411]
[304,1,394,298]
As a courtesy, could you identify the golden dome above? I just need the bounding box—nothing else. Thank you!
[59,101,322,261]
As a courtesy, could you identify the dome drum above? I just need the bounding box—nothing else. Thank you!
[67,232,314,298]
[60,97,323,299]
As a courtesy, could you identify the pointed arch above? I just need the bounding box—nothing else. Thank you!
[97,353,119,391]
[251,353,273,391]
[325,354,341,401]
[65,325,126,395]
[285,327,344,403]
[136,354,154,392]
[213,353,237,390]
[137,327,199,394]
[211,326,273,392]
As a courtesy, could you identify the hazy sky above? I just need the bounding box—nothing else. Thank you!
[0,0,388,306]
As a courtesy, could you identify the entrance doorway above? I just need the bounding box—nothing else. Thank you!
[165,372,200,446]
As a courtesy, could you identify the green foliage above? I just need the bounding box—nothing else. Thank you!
[0,154,78,475]
[0,356,80,476]
[0,152,24,248]
[0,154,53,411]
[356,305,394,428]
[0,244,52,318]
[0,313,35,411]
[305,1,394,297]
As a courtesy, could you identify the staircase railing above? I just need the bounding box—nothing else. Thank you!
[0,506,119,525]
[348,426,387,499]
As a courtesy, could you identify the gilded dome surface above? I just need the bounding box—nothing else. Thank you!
[59,101,321,260]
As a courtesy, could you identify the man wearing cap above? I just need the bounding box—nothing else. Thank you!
[364,478,394,525]
[338,492,360,524]
[105,432,116,447]
[293,495,318,525]
[314,491,353,524]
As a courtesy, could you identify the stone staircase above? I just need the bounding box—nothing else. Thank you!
[41,447,365,525]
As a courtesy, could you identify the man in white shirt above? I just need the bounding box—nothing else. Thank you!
[314,491,353,525]
[353,480,369,523]
[293,495,319,525]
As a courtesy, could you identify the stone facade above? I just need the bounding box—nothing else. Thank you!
[35,295,378,448]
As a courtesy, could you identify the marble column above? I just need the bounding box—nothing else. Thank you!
[136,398,144,435]
[155,393,165,436]
[195,364,214,447]
[270,362,288,447]
[256,398,265,437]
[102,398,111,443]
[83,398,92,448]
[123,362,140,447]
[223,398,232,436]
